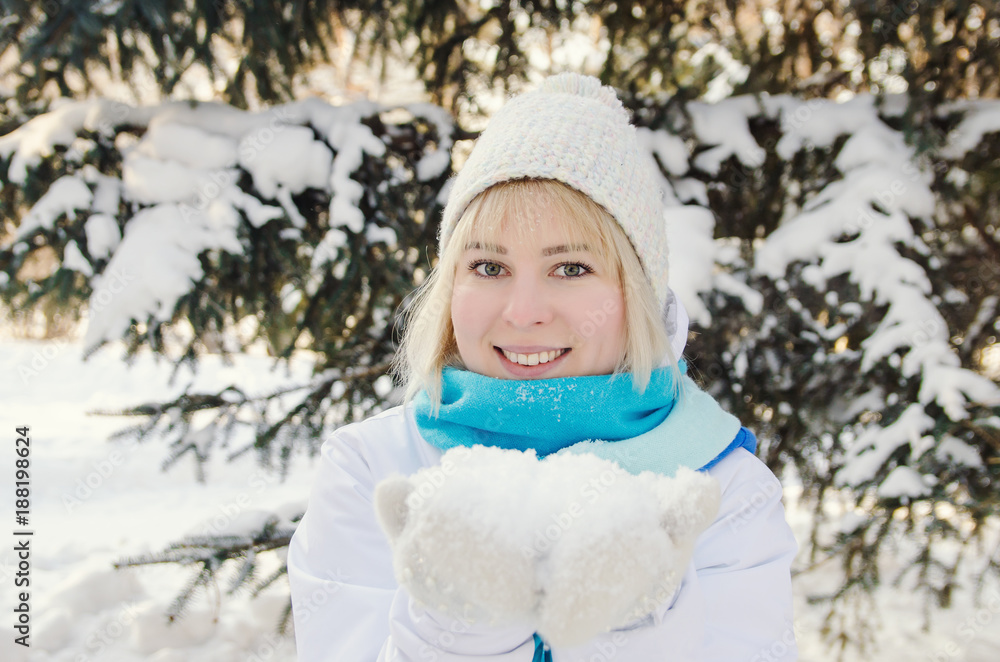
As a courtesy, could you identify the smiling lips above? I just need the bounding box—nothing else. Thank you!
[496,347,570,366]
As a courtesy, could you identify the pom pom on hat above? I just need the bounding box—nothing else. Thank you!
[536,72,627,115]
[439,72,670,309]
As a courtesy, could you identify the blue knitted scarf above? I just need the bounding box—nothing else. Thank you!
[411,361,755,477]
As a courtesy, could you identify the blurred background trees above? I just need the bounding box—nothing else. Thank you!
[2,0,999,652]
[4,1,998,114]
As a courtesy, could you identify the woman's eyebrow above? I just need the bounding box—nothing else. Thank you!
[464,241,506,254]
[542,244,590,256]
[463,242,590,255]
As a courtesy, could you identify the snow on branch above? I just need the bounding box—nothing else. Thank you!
[669,93,1000,492]
[1,96,454,357]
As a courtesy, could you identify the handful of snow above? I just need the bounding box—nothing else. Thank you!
[374,445,720,646]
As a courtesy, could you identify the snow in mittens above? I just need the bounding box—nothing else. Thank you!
[374,445,719,645]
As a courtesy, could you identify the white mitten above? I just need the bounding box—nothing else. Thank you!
[375,446,721,648]
[374,446,542,625]
[535,462,721,647]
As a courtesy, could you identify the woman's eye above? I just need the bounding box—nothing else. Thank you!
[476,262,503,277]
[557,264,586,277]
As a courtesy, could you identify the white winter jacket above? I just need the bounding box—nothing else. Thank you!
[288,404,799,661]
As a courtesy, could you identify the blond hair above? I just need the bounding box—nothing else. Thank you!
[392,179,673,413]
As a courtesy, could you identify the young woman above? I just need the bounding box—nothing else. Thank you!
[288,73,798,661]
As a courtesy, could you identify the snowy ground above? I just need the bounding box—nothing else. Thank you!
[1,338,998,661]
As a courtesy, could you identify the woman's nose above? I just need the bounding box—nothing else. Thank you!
[501,275,554,328]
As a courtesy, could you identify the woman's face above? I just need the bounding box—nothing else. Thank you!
[450,201,626,380]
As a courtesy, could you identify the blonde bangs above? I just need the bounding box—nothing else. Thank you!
[444,180,621,286]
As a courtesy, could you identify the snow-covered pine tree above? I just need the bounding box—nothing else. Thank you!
[637,91,1000,643]
[0,97,455,466]
[2,90,999,648]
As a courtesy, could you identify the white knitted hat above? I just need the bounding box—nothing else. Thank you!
[439,72,670,309]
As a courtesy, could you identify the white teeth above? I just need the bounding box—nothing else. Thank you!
[501,348,567,366]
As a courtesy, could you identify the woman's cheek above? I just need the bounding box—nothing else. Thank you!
[451,285,492,336]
